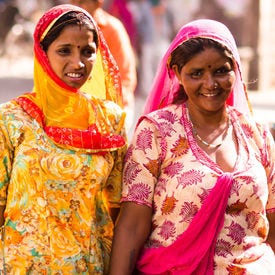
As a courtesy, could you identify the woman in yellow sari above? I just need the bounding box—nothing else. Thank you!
[0,4,126,274]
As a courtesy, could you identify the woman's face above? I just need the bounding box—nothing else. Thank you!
[47,24,97,89]
[174,47,236,113]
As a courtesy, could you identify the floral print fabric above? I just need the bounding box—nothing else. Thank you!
[0,100,126,274]
[122,103,275,274]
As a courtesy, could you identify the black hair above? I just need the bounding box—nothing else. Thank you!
[40,11,99,52]
[169,38,234,104]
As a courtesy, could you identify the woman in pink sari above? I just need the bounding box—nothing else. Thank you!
[109,19,275,274]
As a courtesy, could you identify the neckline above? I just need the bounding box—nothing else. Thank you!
[192,117,231,149]
[182,103,241,174]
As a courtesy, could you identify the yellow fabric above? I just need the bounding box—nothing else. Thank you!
[32,58,93,129]
[82,50,106,100]
[0,101,126,274]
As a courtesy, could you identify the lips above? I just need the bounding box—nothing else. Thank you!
[201,92,219,97]
[64,72,86,88]
[66,72,83,79]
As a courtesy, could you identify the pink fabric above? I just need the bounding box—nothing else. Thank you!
[142,19,251,116]
[137,173,233,275]
[108,0,137,48]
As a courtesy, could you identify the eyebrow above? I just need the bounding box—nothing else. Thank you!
[56,43,72,47]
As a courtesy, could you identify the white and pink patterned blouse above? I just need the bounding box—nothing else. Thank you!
[122,103,275,274]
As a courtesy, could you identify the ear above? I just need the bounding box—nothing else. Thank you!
[171,64,181,83]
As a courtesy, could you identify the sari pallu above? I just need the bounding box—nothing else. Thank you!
[136,173,233,275]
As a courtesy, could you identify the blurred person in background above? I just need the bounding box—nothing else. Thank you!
[0,0,19,54]
[104,0,138,50]
[128,0,154,97]
[70,0,137,134]
[129,0,176,97]
[0,4,126,273]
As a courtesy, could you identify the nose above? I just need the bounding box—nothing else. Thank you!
[76,61,85,69]
[203,73,217,90]
[71,55,85,69]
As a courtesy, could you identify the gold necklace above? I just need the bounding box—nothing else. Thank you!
[192,119,230,149]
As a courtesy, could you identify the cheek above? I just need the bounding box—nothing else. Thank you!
[86,56,97,73]
[228,76,236,90]
[47,52,62,76]
[221,73,236,90]
[182,78,199,93]
[49,60,62,77]
[85,61,94,75]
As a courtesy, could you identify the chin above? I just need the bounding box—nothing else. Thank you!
[66,82,83,89]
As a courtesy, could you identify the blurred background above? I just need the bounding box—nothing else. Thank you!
[0,0,275,138]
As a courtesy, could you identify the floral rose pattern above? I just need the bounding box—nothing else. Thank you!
[121,103,275,274]
[0,101,126,274]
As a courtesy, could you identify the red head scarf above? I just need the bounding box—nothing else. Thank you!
[16,4,125,151]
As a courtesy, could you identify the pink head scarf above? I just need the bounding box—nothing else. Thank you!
[143,19,251,115]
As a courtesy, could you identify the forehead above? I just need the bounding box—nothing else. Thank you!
[185,47,231,68]
[53,24,95,45]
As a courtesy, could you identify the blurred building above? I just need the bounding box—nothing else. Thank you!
[258,0,275,92]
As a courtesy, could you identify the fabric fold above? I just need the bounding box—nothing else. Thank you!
[137,173,233,275]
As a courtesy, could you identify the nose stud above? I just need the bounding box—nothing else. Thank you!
[78,62,85,69]
[214,83,218,89]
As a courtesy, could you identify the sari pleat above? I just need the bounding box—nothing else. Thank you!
[137,173,233,275]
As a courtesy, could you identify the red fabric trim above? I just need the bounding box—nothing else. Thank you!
[15,96,125,150]
[15,96,45,126]
[45,125,125,150]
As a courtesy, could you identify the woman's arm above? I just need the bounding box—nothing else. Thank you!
[109,201,152,275]
[267,212,275,252]
[0,205,5,240]
[0,127,11,231]
[0,206,5,227]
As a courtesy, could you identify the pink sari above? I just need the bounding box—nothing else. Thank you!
[137,173,233,275]
[137,19,252,274]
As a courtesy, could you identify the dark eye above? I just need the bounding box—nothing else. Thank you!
[57,47,71,55]
[216,65,232,75]
[82,47,96,58]
[190,70,203,78]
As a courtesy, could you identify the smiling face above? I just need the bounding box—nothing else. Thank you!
[46,24,97,89]
[173,47,236,114]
